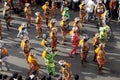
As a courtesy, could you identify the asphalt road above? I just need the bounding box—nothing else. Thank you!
[0,5,120,80]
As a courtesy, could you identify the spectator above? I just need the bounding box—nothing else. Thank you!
[47,76,51,80]
[12,73,19,79]
[0,0,4,3]
[73,74,79,80]
[109,0,116,20]
[18,75,23,80]
[0,74,2,79]
[3,75,9,80]
[105,0,110,10]
[41,75,46,80]
[73,0,79,11]
[9,77,13,80]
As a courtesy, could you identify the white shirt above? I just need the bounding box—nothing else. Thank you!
[86,0,96,13]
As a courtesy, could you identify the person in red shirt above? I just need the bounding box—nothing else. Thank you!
[109,0,116,21]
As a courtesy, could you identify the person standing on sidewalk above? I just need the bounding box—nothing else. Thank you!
[109,0,116,21]
[73,0,79,11]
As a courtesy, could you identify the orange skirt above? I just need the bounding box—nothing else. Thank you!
[24,52,29,58]
[80,13,86,19]
[52,5,56,9]
[29,64,40,71]
[80,52,86,59]
[61,30,67,36]
[51,40,57,48]
[44,14,50,18]
[96,13,102,19]
[26,15,31,20]
[36,24,42,30]
[97,58,105,65]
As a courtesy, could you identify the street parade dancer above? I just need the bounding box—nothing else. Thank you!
[42,1,51,26]
[79,36,89,64]
[34,12,43,39]
[60,16,69,44]
[18,23,30,63]
[94,0,106,26]
[17,23,29,40]
[95,43,106,73]
[24,3,31,28]
[109,0,116,21]
[79,0,86,27]
[100,23,111,40]
[69,27,79,57]
[42,47,57,76]
[92,33,100,62]
[58,60,72,80]
[22,39,30,63]
[3,2,12,30]
[0,43,9,71]
[27,48,40,76]
[101,10,109,26]
[51,1,57,18]
[49,19,58,51]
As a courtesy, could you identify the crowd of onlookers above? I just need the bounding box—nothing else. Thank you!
[0,72,79,80]
[0,71,52,80]
[0,0,119,20]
